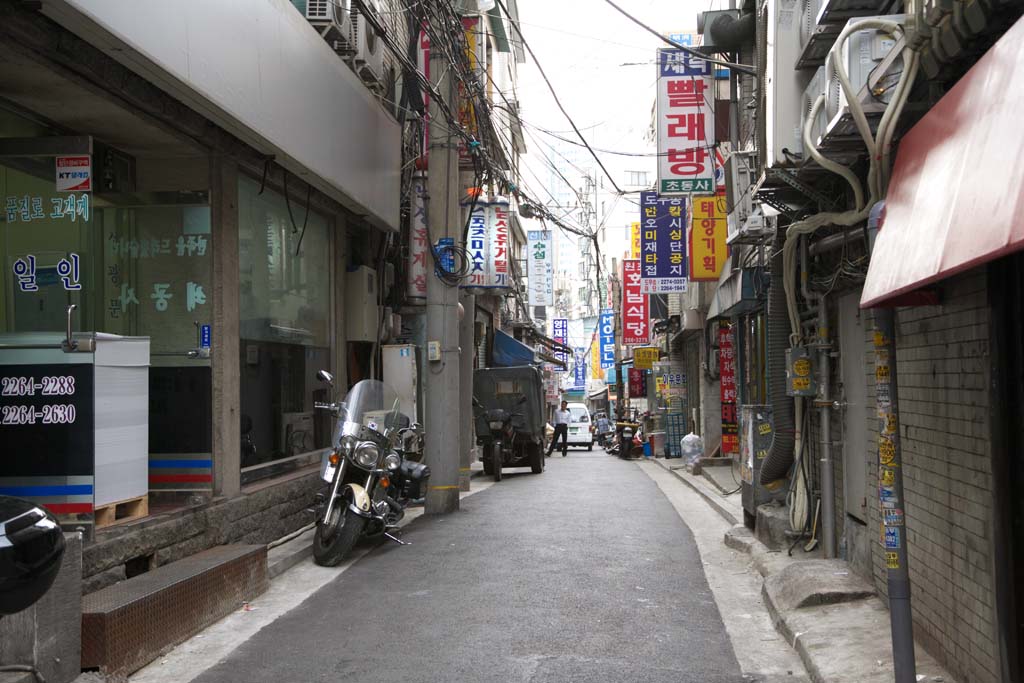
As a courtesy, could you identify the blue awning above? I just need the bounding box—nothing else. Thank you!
[492,329,537,367]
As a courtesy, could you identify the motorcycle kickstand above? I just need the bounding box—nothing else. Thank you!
[384,532,410,546]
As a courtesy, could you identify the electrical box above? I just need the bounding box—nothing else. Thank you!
[383,344,418,424]
[786,346,818,396]
[427,341,441,362]
[345,266,380,343]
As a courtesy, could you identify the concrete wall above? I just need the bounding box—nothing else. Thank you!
[863,269,998,683]
[83,472,321,594]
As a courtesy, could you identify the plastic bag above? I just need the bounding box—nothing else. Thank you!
[680,432,703,465]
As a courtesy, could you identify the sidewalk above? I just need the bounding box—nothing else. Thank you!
[648,456,958,683]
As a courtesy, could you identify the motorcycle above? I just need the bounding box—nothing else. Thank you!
[613,421,644,460]
[473,396,538,482]
[311,372,429,567]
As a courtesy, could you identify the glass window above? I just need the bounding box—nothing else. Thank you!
[237,175,333,481]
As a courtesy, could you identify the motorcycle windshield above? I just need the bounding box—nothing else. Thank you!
[333,380,406,443]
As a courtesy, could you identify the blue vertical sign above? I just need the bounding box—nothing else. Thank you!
[640,191,688,293]
[599,309,615,369]
[200,324,211,349]
[573,347,587,390]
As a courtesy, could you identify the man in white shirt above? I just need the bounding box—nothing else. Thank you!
[548,400,571,457]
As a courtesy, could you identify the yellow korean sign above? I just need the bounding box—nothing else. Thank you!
[689,194,728,281]
[634,347,659,370]
[591,339,604,380]
[630,222,641,260]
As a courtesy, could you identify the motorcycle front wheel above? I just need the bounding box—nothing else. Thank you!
[312,502,366,567]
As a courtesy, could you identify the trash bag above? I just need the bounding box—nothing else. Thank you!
[680,432,703,465]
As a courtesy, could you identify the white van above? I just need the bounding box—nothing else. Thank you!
[565,402,593,450]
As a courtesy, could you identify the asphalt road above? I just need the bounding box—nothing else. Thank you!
[193,451,745,683]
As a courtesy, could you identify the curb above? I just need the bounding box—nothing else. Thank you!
[649,458,740,526]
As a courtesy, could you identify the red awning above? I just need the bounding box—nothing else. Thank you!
[860,16,1024,308]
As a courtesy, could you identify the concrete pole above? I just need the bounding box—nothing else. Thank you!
[425,43,461,514]
[874,307,916,682]
[459,291,475,491]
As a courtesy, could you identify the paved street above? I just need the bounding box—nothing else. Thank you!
[190,452,746,683]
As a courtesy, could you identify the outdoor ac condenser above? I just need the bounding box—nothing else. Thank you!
[739,404,787,521]
[345,266,380,343]
[352,0,385,87]
[763,0,814,168]
[290,0,355,55]
[383,344,419,424]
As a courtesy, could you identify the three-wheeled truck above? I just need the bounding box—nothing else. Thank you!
[473,364,546,481]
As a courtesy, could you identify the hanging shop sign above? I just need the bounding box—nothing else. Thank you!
[408,177,428,300]
[590,337,604,380]
[573,347,587,390]
[552,318,569,372]
[622,260,650,345]
[633,347,659,371]
[56,156,92,193]
[527,229,554,306]
[656,49,715,195]
[639,191,688,293]
[630,222,641,260]
[690,193,728,281]
[599,309,616,368]
[719,321,738,454]
[628,367,646,397]
[461,197,511,291]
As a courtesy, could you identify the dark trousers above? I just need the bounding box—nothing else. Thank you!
[548,424,568,455]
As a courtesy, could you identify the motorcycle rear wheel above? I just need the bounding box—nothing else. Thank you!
[313,503,366,567]
[529,443,544,474]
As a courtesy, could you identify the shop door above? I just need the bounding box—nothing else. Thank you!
[838,291,868,521]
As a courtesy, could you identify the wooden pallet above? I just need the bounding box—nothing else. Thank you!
[94,495,149,529]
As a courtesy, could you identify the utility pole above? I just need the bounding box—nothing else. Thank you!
[425,36,461,514]
[459,292,475,491]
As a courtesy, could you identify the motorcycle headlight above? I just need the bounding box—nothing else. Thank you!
[489,420,505,430]
[383,452,402,471]
[339,434,358,454]
[354,441,379,468]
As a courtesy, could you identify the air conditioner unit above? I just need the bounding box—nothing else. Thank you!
[346,266,380,342]
[725,150,755,238]
[798,66,828,153]
[821,15,906,145]
[727,204,774,245]
[291,0,355,55]
[352,0,385,88]
[281,411,315,455]
[764,0,814,168]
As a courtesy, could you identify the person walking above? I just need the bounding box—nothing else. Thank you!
[548,400,571,457]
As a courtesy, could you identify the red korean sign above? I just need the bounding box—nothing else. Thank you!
[656,49,715,195]
[621,260,649,345]
[719,321,738,454]
[628,367,646,397]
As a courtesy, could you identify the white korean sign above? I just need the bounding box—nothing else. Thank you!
[462,197,511,291]
[527,229,553,306]
[656,49,715,195]
[407,177,428,300]
[55,156,92,192]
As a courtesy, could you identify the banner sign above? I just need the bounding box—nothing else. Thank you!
[462,197,510,290]
[527,229,553,306]
[622,260,650,345]
[599,309,615,368]
[591,338,604,380]
[408,177,428,299]
[690,194,728,281]
[630,222,641,260]
[573,347,587,390]
[552,318,569,372]
[628,367,646,397]
[634,347,659,370]
[656,49,715,195]
[640,191,688,293]
[719,321,738,454]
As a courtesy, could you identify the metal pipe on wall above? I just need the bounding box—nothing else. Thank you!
[817,293,836,558]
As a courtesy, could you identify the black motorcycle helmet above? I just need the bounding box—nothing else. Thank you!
[0,496,66,616]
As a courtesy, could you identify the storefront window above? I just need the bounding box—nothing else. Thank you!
[238,175,332,481]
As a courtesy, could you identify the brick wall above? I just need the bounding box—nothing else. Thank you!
[863,268,998,683]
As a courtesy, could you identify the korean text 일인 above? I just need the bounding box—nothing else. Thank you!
[656,50,715,195]
[12,253,82,292]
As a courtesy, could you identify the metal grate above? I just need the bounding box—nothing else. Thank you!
[82,545,268,678]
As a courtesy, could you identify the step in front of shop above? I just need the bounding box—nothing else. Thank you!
[81,544,268,677]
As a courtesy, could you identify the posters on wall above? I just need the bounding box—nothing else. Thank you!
[462,197,511,291]
[656,49,716,195]
[690,194,728,281]
[552,318,569,371]
[621,260,649,345]
[719,321,738,454]
[527,229,553,306]
[639,191,688,293]
[599,309,616,368]
[407,177,428,299]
